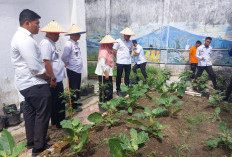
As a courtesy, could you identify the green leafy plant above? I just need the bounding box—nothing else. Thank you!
[125,107,169,138]
[0,129,26,157]
[156,93,183,116]
[121,81,148,114]
[60,117,92,155]
[179,70,193,81]
[165,82,177,93]
[208,90,224,107]
[176,80,191,97]
[108,128,149,157]
[206,121,232,150]
[211,107,221,123]
[162,69,171,80]
[193,72,208,92]
[88,97,126,127]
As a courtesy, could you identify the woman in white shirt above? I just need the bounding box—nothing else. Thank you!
[95,35,117,111]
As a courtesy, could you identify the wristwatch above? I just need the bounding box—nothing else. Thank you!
[52,78,57,82]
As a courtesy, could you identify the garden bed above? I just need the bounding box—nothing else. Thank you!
[47,90,232,157]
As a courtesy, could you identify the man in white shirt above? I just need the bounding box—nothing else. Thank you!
[132,40,147,82]
[62,24,86,111]
[11,9,51,156]
[40,21,66,129]
[195,37,218,89]
[112,27,135,95]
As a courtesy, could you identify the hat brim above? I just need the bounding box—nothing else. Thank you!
[120,33,135,36]
[41,31,67,33]
[65,31,87,36]
[99,41,118,44]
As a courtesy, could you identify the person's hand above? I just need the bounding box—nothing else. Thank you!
[105,72,109,80]
[50,79,57,88]
[64,64,66,68]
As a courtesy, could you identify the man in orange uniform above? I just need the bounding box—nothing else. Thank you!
[189,40,202,79]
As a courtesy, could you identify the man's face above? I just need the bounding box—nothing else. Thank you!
[196,43,201,48]
[48,33,60,42]
[204,39,211,47]
[71,33,81,41]
[133,43,137,47]
[28,19,40,34]
[124,35,131,41]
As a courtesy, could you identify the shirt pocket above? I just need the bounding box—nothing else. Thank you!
[73,46,80,57]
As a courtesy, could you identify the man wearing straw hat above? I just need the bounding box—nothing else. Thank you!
[95,35,117,112]
[11,9,51,156]
[40,21,66,130]
[112,27,135,96]
[61,24,86,111]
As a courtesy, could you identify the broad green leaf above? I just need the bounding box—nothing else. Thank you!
[108,137,127,157]
[144,107,152,116]
[119,133,130,146]
[82,124,92,131]
[206,139,219,148]
[215,107,221,114]
[160,93,168,99]
[121,85,129,93]
[72,117,80,126]
[218,122,227,132]
[145,94,153,100]
[87,112,103,124]
[156,98,166,105]
[174,101,183,107]
[152,108,166,117]
[172,108,182,116]
[75,130,88,153]
[133,113,146,119]
[125,118,143,125]
[11,141,26,157]
[130,129,139,151]
[0,129,16,155]
[61,119,72,129]
[137,131,149,144]
[157,132,164,138]
[128,107,133,114]
[116,110,126,115]
[169,96,177,103]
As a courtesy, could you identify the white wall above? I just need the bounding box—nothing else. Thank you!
[0,0,87,106]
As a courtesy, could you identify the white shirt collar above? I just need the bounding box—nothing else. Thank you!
[44,37,56,46]
[18,27,32,36]
[69,38,79,45]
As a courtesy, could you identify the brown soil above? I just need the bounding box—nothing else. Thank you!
[47,91,232,157]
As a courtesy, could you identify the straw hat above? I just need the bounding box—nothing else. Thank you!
[65,24,87,35]
[40,20,66,33]
[120,27,135,36]
[99,35,117,44]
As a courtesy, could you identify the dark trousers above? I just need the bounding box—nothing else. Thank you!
[98,76,113,102]
[195,66,218,89]
[67,69,81,103]
[132,62,147,79]
[225,77,232,99]
[20,84,51,149]
[50,81,65,127]
[190,63,198,79]
[116,64,131,91]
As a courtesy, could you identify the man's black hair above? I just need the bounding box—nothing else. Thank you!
[205,37,212,41]
[19,9,41,26]
[132,40,137,44]
[196,40,202,45]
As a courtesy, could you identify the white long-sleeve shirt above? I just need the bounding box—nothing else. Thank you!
[196,45,213,66]
[11,27,47,91]
[95,58,113,76]
[61,39,83,74]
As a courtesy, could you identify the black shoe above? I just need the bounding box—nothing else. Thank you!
[32,147,45,156]
[27,136,50,149]
[223,97,229,101]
